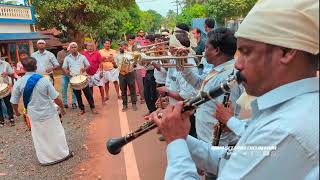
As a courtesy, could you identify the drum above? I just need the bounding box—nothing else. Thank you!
[43,74,53,84]
[0,83,10,99]
[70,75,89,90]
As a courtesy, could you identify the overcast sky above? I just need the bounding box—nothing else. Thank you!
[137,0,177,17]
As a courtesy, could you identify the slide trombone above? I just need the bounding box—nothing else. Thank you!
[140,55,203,71]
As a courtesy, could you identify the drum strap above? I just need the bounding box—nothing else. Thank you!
[23,74,43,109]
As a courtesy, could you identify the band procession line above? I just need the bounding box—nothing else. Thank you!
[117,99,141,180]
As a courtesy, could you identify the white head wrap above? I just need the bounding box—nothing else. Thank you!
[236,0,319,55]
[169,27,197,54]
[37,39,46,44]
[69,42,78,48]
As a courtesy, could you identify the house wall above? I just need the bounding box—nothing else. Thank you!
[0,23,31,33]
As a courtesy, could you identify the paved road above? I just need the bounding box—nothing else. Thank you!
[73,87,167,180]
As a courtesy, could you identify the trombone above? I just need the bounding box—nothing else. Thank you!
[140,55,203,71]
[136,41,169,51]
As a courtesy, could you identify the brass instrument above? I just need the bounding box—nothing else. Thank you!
[119,52,140,75]
[106,71,244,155]
[212,91,231,146]
[140,55,202,71]
[136,41,169,51]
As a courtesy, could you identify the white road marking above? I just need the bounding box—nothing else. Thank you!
[117,100,141,180]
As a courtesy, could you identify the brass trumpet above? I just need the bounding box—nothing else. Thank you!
[140,55,202,71]
[136,41,169,51]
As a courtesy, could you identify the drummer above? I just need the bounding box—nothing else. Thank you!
[0,58,15,127]
[31,40,59,85]
[62,42,98,115]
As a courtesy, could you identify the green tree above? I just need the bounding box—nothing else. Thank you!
[182,0,206,7]
[176,4,206,26]
[32,0,135,46]
[139,10,163,33]
[162,10,177,31]
[205,0,257,25]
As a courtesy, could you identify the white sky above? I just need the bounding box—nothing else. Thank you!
[137,0,177,16]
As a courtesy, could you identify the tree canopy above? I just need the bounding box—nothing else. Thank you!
[176,4,206,26]
[32,0,163,46]
[205,0,257,24]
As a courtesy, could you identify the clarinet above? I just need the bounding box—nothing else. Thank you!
[212,92,231,146]
[106,71,244,155]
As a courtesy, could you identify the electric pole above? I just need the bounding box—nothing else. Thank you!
[171,0,180,15]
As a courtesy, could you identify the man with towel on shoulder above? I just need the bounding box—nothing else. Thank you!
[10,57,72,166]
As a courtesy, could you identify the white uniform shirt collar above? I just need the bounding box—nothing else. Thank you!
[252,77,319,113]
[213,59,235,73]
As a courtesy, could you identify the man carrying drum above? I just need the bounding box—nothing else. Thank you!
[31,40,59,85]
[62,42,98,115]
[0,58,15,127]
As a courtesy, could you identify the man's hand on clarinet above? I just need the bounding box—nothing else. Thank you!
[214,103,234,126]
[151,102,191,144]
[157,86,167,96]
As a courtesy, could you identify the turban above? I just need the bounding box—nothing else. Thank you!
[37,40,46,44]
[69,42,78,48]
[169,27,197,55]
[236,0,319,55]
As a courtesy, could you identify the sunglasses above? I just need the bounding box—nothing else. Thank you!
[71,46,77,48]
[38,43,45,44]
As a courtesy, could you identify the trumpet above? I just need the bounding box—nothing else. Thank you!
[106,71,244,155]
[136,41,169,51]
[140,55,203,71]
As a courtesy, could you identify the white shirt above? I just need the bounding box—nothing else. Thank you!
[165,77,319,180]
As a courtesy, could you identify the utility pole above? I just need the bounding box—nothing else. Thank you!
[171,0,180,15]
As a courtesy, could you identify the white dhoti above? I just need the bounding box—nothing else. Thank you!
[104,68,119,82]
[89,71,105,87]
[30,115,70,165]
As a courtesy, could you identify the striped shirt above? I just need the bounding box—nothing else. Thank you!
[10,72,59,121]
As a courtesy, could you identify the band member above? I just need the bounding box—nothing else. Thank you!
[0,59,15,127]
[10,57,72,166]
[142,34,158,114]
[170,27,242,179]
[57,41,77,109]
[150,0,319,179]
[128,34,145,104]
[116,41,137,111]
[62,42,98,115]
[157,30,199,138]
[83,42,105,105]
[99,39,120,100]
[31,40,59,85]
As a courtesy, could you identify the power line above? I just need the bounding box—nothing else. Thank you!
[171,0,180,14]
